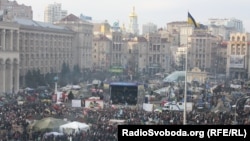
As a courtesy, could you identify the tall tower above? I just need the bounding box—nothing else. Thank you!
[128,6,139,35]
[44,2,67,23]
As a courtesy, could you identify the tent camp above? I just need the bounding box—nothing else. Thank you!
[30,117,68,132]
[59,121,90,134]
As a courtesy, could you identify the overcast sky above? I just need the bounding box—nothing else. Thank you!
[16,0,250,32]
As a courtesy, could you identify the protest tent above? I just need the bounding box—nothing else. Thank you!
[31,117,68,132]
[59,121,90,134]
[43,132,64,138]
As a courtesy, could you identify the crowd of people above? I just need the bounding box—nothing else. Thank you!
[0,77,249,141]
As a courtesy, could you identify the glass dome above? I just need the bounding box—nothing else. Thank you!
[163,71,185,82]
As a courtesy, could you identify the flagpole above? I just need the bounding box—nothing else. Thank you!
[184,11,198,125]
[183,16,190,125]
[183,30,188,125]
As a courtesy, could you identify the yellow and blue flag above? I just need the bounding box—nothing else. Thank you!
[188,12,199,28]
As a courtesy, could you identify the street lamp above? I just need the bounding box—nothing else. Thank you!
[183,45,188,125]
[54,76,59,102]
[234,96,250,124]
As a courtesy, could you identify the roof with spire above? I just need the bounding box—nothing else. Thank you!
[60,14,82,22]
[129,6,137,17]
[55,13,93,26]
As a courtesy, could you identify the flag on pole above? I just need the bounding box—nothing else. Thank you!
[188,12,199,28]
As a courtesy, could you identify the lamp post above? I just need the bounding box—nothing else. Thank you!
[234,96,250,124]
[183,45,188,125]
[54,76,59,102]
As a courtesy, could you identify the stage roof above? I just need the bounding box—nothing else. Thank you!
[109,82,138,86]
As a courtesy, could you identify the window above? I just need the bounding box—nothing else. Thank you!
[242,36,245,41]
[129,49,131,54]
[157,45,160,51]
[237,36,240,41]
[232,36,235,41]
[149,56,152,62]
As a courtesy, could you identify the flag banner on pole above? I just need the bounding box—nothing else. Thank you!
[188,12,199,28]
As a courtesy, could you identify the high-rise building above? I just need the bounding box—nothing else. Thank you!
[44,2,67,23]
[208,18,244,40]
[208,18,244,32]
[128,6,139,35]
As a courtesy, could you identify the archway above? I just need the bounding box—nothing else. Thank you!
[5,59,12,94]
[0,58,5,95]
[13,58,19,94]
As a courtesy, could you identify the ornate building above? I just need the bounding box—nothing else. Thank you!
[55,14,94,70]
[0,22,19,94]
[226,33,250,79]
[15,18,75,88]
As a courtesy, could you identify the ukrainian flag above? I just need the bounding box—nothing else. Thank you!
[188,12,199,28]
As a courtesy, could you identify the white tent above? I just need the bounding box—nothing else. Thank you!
[154,86,178,96]
[59,121,90,134]
[44,132,64,137]
[92,79,101,85]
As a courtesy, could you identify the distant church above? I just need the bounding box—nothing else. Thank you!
[128,6,139,35]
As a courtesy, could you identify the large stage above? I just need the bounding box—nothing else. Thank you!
[109,82,138,105]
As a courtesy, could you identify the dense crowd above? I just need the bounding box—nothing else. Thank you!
[0,79,249,141]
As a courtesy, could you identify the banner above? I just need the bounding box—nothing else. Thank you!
[85,99,104,109]
[230,55,244,68]
[72,99,81,107]
[143,103,153,112]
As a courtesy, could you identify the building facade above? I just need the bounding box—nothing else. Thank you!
[15,18,75,88]
[187,29,217,72]
[126,37,148,74]
[0,14,94,93]
[175,46,187,71]
[0,22,19,94]
[144,33,172,74]
[226,33,250,79]
[92,34,112,71]
[55,14,94,70]
[167,21,191,46]
[109,31,125,68]
[215,41,227,74]
[0,0,33,21]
